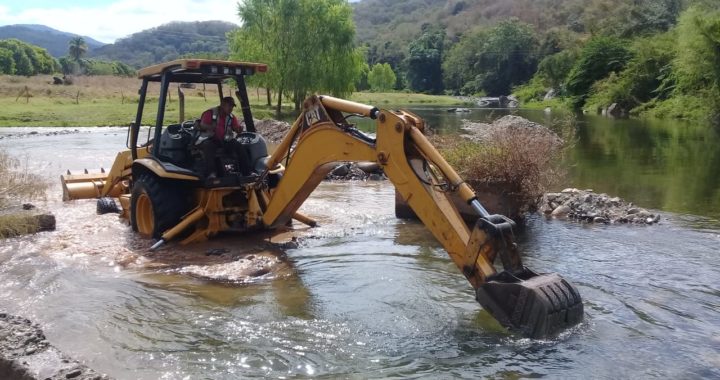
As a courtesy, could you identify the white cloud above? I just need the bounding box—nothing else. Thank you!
[0,0,242,43]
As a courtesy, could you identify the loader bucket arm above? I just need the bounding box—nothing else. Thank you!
[262,95,583,338]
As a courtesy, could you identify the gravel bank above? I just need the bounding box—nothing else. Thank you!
[0,313,109,380]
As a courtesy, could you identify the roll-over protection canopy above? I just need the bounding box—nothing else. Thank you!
[137,59,268,83]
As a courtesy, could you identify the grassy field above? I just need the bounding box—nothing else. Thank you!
[0,75,465,127]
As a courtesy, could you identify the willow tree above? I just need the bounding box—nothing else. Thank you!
[231,0,364,112]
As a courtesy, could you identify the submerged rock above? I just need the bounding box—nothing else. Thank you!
[540,189,661,225]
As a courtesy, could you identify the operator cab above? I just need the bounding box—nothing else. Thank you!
[129,59,271,186]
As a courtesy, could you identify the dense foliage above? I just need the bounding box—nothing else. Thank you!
[91,21,237,68]
[564,36,632,108]
[349,0,719,124]
[0,39,57,75]
[231,0,365,111]
[443,19,538,96]
[0,38,133,77]
[367,63,396,91]
[405,25,445,93]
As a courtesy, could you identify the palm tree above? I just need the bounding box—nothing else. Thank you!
[68,37,87,62]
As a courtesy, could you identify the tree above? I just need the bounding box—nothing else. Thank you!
[442,28,485,95]
[0,39,57,75]
[473,19,539,96]
[405,24,445,94]
[565,36,632,108]
[68,37,87,62]
[620,0,683,37]
[367,63,396,91]
[0,48,14,74]
[0,39,33,76]
[537,49,578,90]
[673,4,720,123]
[674,5,720,94]
[443,19,538,96]
[232,0,365,112]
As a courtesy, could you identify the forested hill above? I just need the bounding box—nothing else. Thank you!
[352,0,679,66]
[0,24,105,57]
[90,21,238,68]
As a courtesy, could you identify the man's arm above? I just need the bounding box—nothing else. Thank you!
[198,110,215,132]
[231,114,243,133]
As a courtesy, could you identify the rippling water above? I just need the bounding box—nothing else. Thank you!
[0,124,719,379]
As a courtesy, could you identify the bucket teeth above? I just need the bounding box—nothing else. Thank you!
[476,271,584,338]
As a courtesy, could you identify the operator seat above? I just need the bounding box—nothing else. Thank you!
[236,132,270,173]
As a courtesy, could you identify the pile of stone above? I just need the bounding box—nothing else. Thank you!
[327,162,386,181]
[460,115,562,146]
[540,188,661,225]
[0,313,109,379]
[253,119,292,144]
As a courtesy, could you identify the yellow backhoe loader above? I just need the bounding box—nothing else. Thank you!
[61,59,583,338]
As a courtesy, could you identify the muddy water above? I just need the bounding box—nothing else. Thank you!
[1,126,719,379]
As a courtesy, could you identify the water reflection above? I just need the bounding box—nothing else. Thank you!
[367,106,720,222]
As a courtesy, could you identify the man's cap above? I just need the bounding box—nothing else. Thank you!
[222,96,236,106]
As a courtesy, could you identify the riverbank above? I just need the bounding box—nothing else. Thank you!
[0,75,465,127]
[0,313,109,379]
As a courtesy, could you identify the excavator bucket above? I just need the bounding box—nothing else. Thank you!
[475,269,584,338]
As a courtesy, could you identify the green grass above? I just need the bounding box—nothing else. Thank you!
[0,91,466,127]
[349,92,468,106]
[0,97,283,127]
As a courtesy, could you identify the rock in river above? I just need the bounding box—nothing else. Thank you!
[540,189,661,225]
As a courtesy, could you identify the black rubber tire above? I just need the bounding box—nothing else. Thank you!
[130,174,191,239]
[96,197,119,214]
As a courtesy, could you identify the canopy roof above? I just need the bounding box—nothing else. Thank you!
[137,59,268,83]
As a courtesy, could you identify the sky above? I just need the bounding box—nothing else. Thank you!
[0,0,242,43]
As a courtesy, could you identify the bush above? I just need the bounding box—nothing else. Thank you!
[584,32,676,114]
[0,149,48,212]
[512,76,547,103]
[433,117,569,217]
[565,36,632,108]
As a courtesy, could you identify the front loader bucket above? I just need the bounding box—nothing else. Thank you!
[61,172,110,201]
[476,270,583,338]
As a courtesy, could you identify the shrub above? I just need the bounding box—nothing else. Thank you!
[433,116,569,217]
[565,36,632,108]
[0,149,48,212]
[584,31,676,114]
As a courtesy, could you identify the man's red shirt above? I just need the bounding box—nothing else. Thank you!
[200,107,242,141]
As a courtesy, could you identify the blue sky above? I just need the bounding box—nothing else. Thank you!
[0,0,241,43]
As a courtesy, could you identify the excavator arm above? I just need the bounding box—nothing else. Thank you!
[261,95,584,338]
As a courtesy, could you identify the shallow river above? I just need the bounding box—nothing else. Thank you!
[0,109,719,379]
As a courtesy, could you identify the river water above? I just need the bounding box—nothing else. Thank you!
[0,109,718,379]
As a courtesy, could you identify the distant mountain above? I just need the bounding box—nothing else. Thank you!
[90,21,239,68]
[0,24,105,57]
